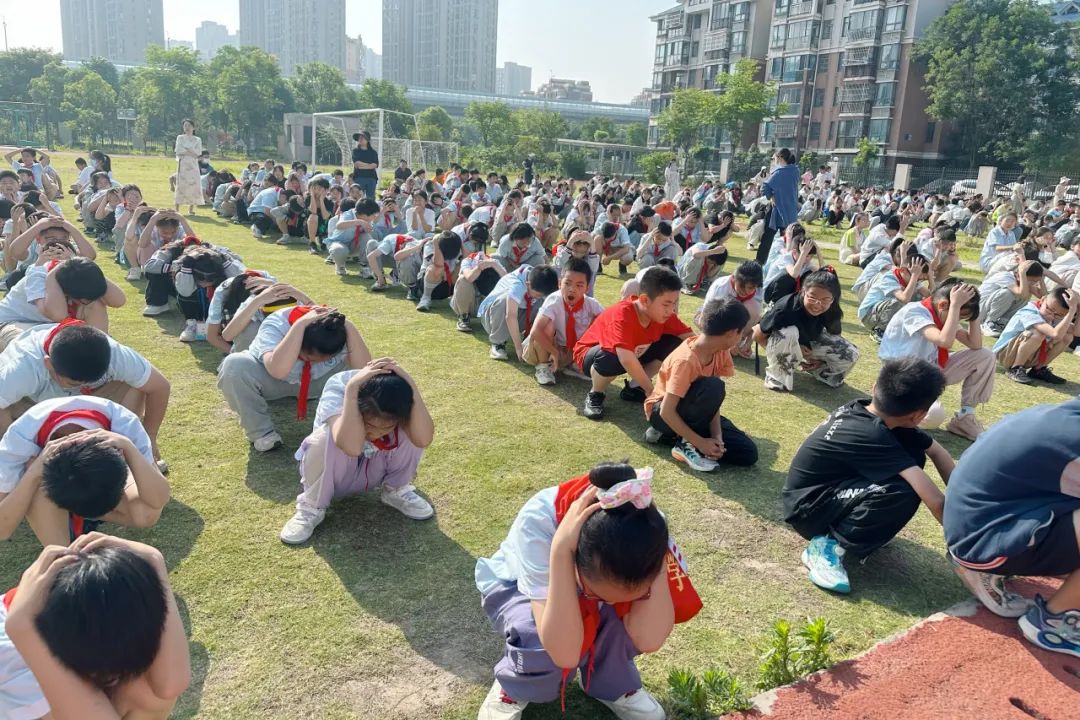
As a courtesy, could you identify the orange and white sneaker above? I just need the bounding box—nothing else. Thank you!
[477,680,526,720]
[946,412,984,441]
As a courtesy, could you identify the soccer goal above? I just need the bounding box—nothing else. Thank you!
[310,108,459,180]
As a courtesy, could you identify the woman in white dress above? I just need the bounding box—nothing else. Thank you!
[174,118,203,214]
[664,159,681,201]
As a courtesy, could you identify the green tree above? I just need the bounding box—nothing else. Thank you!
[593,129,611,143]
[624,124,648,147]
[29,62,69,139]
[657,88,719,153]
[126,46,207,149]
[579,116,616,143]
[515,108,568,150]
[917,0,1080,165]
[558,150,588,179]
[61,72,117,144]
[288,62,356,114]
[208,46,287,150]
[416,105,455,141]
[355,79,414,135]
[713,59,777,151]
[853,137,879,167]
[464,101,517,147]
[638,150,677,184]
[0,48,61,100]
[82,57,120,93]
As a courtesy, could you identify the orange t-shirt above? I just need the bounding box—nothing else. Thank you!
[644,336,735,418]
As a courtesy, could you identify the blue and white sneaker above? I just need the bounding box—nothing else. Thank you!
[801,535,850,594]
[1019,595,1080,658]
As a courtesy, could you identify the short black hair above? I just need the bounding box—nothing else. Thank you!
[1022,261,1044,278]
[564,257,593,284]
[527,265,559,296]
[48,324,111,382]
[356,372,414,424]
[355,198,380,216]
[885,215,902,231]
[53,258,108,302]
[932,278,980,318]
[734,260,763,287]
[301,312,348,356]
[639,265,683,298]
[873,357,946,416]
[576,461,668,588]
[656,221,673,237]
[310,177,330,190]
[35,546,167,689]
[41,437,128,519]
[468,223,490,244]
[436,231,462,261]
[181,247,229,288]
[700,297,750,336]
[509,222,535,241]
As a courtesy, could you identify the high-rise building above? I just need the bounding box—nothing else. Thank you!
[166,38,194,51]
[531,78,594,102]
[345,36,366,83]
[196,20,237,63]
[382,0,498,92]
[60,0,165,65]
[364,47,383,81]
[238,0,346,76]
[495,61,533,96]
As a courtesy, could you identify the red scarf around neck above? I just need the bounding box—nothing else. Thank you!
[1033,300,1050,364]
[920,298,949,368]
[731,276,756,303]
[287,306,321,419]
[35,407,111,448]
[563,297,584,349]
[551,475,702,710]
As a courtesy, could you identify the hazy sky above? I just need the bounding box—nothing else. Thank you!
[0,0,672,103]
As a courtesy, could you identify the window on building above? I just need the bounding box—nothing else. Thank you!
[809,121,821,140]
[828,120,835,139]
[732,31,747,52]
[821,19,833,39]
[833,86,840,106]
[693,13,703,28]
[652,72,662,90]
[771,25,786,47]
[775,0,790,13]
[303,126,312,147]
[691,41,700,57]
[769,57,783,80]
[762,120,775,141]
[878,44,900,71]
[925,121,936,143]
[813,88,824,107]
[868,118,891,143]
[688,69,698,86]
[780,54,814,81]
[778,87,802,108]
[732,2,750,21]
[838,119,864,139]
[883,5,906,32]
[874,81,896,106]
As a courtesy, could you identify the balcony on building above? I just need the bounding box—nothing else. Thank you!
[846,25,881,44]
[785,34,818,51]
[787,0,819,18]
[842,47,877,80]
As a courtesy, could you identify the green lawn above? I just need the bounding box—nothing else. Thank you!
[5,153,1076,720]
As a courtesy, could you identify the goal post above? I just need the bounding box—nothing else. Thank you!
[310,108,459,182]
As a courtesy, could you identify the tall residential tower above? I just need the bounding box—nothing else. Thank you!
[382,0,498,92]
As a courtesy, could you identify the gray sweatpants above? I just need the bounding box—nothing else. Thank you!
[979,289,1027,333]
[217,353,332,441]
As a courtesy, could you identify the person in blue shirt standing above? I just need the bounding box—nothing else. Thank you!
[756,148,800,265]
[945,397,1080,660]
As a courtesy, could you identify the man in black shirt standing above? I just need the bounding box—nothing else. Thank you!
[784,358,957,594]
[351,131,380,201]
[394,160,412,183]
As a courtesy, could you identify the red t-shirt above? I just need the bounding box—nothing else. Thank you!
[573,297,691,369]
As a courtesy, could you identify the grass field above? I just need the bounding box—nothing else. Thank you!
[4,153,1077,720]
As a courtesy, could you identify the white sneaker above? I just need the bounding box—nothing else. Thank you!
[357,266,374,279]
[195,321,208,341]
[534,363,556,385]
[949,553,1031,618]
[477,680,526,720]
[980,323,1001,338]
[644,427,663,444]
[335,265,348,276]
[596,688,666,720]
[380,484,434,520]
[251,225,263,238]
[416,296,432,312]
[142,304,169,316]
[125,267,142,281]
[279,506,326,544]
[178,319,198,342]
[253,431,283,453]
[561,365,591,381]
[489,344,508,361]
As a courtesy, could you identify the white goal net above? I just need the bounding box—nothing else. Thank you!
[311,109,459,180]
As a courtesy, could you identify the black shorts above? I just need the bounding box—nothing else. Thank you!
[474,267,501,297]
[429,281,451,301]
[983,512,1080,578]
[580,334,684,378]
[251,212,275,234]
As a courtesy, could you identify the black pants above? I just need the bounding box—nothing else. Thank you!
[145,274,209,320]
[647,377,758,466]
[234,197,251,222]
[786,477,921,558]
[93,213,116,240]
[756,207,778,265]
[582,334,684,378]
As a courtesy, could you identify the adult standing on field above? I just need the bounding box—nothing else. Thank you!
[664,158,681,201]
[756,147,800,265]
[352,131,380,200]
[173,119,203,215]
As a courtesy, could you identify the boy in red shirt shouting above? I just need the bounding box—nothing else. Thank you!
[573,266,693,420]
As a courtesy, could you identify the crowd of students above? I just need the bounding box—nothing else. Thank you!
[0,135,1075,720]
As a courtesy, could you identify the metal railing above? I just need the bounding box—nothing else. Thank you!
[847,26,880,42]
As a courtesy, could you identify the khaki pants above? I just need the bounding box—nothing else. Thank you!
[995,330,1071,370]
[943,347,996,407]
[0,322,38,353]
[522,338,573,368]
[450,278,480,317]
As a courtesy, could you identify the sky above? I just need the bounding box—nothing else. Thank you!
[0,0,673,103]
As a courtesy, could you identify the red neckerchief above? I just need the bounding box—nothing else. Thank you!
[892,267,908,286]
[563,297,584,348]
[444,260,455,291]
[351,225,363,253]
[35,408,111,448]
[731,276,756,303]
[920,298,949,368]
[1034,300,1050,364]
[394,235,409,252]
[551,475,702,711]
[181,235,201,248]
[45,259,60,272]
[45,261,80,317]
[383,213,393,227]
[371,427,400,450]
[2,588,14,610]
[43,320,94,394]
[287,306,320,419]
[511,243,528,264]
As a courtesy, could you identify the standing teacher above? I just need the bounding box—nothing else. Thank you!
[352,131,379,200]
[755,147,799,265]
[174,118,203,215]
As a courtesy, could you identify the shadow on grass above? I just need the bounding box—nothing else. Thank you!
[172,595,210,720]
[242,401,319,505]
[311,497,494,684]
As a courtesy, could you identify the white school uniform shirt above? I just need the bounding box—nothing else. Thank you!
[0,396,152,493]
[206,271,275,325]
[878,302,939,364]
[247,187,281,214]
[703,274,764,305]
[75,165,93,190]
[12,162,44,188]
[0,265,49,325]
[1049,251,1080,288]
[405,206,436,233]
[326,209,359,246]
[764,250,796,288]
[852,252,893,293]
[474,485,559,600]
[312,368,357,431]
[979,270,1015,297]
[478,265,531,316]
[992,302,1045,353]
[536,291,604,348]
[857,270,902,321]
[979,225,1018,271]
[0,325,152,408]
[247,308,347,385]
[859,224,893,258]
[420,242,460,274]
[375,233,414,256]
